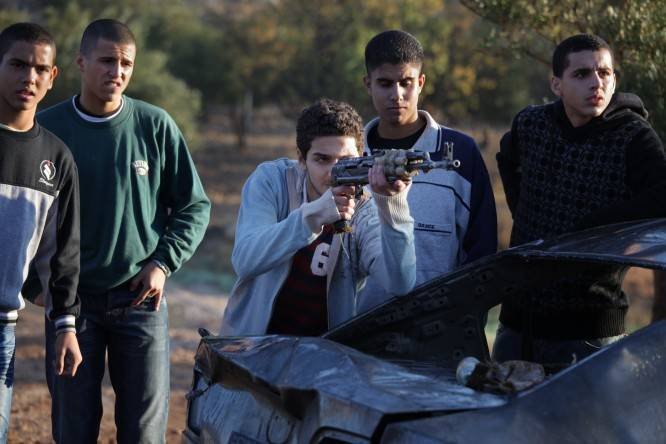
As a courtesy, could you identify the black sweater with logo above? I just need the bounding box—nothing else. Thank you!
[496,92,666,339]
[0,124,79,333]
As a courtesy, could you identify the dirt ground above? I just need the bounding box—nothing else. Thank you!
[8,284,227,444]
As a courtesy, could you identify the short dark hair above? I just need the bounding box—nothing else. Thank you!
[552,34,613,77]
[365,30,424,74]
[80,19,135,55]
[296,99,363,157]
[0,22,56,63]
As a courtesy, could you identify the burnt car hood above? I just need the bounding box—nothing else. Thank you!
[192,219,666,443]
[195,335,505,440]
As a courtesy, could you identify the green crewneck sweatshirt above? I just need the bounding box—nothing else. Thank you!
[37,96,210,293]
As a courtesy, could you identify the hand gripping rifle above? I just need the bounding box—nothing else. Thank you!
[330,144,461,233]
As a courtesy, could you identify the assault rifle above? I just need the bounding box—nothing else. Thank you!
[330,145,460,232]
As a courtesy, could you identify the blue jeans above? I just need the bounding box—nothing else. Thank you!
[0,323,15,444]
[492,323,625,366]
[45,286,169,444]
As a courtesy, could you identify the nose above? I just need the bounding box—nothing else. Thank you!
[109,61,123,78]
[590,71,603,89]
[325,163,334,179]
[23,66,38,84]
[388,83,401,101]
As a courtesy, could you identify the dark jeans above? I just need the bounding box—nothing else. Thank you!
[492,323,625,366]
[0,323,15,444]
[45,286,169,444]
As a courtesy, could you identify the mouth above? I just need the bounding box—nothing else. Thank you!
[15,89,35,101]
[586,95,604,106]
[103,81,123,88]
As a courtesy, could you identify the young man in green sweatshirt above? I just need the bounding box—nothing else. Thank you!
[36,19,210,444]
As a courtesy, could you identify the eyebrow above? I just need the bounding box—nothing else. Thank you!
[376,75,416,82]
[8,57,52,70]
[572,65,612,75]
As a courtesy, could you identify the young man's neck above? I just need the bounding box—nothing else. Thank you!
[377,114,425,139]
[78,92,123,117]
[0,106,34,132]
[564,109,593,128]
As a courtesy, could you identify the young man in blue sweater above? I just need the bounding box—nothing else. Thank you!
[360,30,497,311]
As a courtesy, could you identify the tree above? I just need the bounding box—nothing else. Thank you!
[2,0,204,148]
[150,1,289,149]
[459,0,666,140]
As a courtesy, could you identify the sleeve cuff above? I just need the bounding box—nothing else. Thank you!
[54,315,76,335]
[371,184,413,226]
[152,258,172,277]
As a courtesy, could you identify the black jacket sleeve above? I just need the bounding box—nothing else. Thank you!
[44,155,81,333]
[496,119,522,217]
[461,140,498,263]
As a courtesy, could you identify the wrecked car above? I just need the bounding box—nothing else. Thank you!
[183,218,666,443]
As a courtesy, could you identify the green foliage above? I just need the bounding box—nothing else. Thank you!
[460,0,666,140]
[0,0,203,148]
[247,0,549,126]
[0,9,29,29]
[10,0,661,141]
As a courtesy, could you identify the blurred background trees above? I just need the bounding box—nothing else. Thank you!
[460,0,666,140]
[2,0,662,144]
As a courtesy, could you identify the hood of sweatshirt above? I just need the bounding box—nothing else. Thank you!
[553,92,648,140]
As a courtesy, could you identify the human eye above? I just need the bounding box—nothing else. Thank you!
[400,78,413,87]
[598,69,612,78]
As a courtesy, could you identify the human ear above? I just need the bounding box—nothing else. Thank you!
[363,75,371,94]
[75,53,85,72]
[297,149,306,167]
[550,75,562,97]
[47,65,59,90]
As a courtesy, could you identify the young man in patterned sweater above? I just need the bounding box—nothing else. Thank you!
[36,19,210,444]
[494,34,666,365]
[0,23,82,441]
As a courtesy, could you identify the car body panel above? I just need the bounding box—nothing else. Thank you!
[185,219,666,443]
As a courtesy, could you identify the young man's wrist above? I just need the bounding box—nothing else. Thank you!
[152,258,171,277]
[372,184,412,225]
[54,315,76,336]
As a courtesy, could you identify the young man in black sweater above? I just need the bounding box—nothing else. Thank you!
[0,23,82,440]
[494,34,666,365]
